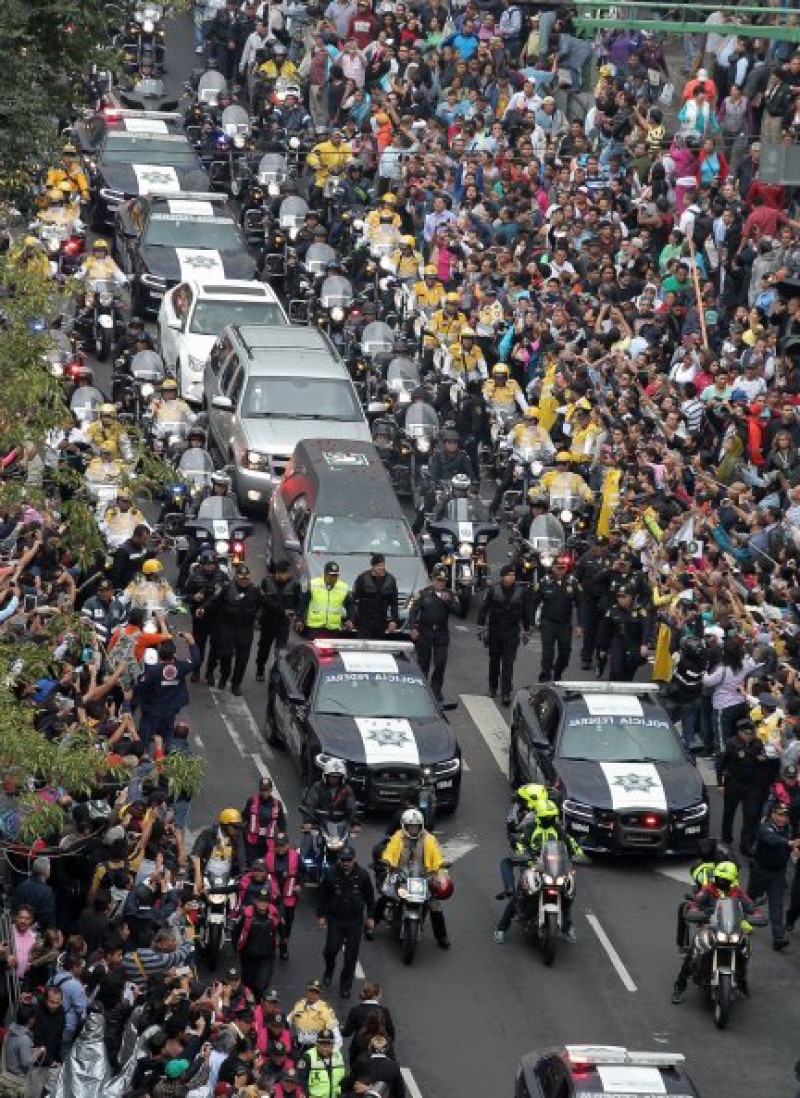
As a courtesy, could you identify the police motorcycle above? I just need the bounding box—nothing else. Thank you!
[120,3,168,73]
[426,487,499,615]
[509,839,575,966]
[47,330,87,388]
[684,898,768,1029]
[70,385,105,435]
[113,348,165,422]
[117,73,179,112]
[84,440,135,507]
[241,153,289,245]
[498,438,555,519]
[299,801,353,887]
[384,355,420,414]
[376,854,453,966]
[175,446,215,506]
[76,279,126,361]
[510,512,566,586]
[33,209,86,277]
[207,105,254,198]
[266,195,308,285]
[403,400,440,509]
[176,494,253,570]
[354,319,394,400]
[310,274,355,351]
[546,487,594,549]
[196,865,241,970]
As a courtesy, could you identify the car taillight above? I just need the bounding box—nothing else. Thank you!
[103,108,120,122]
[642,814,660,828]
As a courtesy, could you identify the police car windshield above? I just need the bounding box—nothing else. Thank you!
[316,674,437,718]
[308,516,417,556]
[560,717,684,763]
[190,300,286,335]
[103,141,198,166]
[144,217,240,249]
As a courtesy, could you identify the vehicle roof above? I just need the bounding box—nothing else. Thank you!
[284,439,402,515]
[520,1048,697,1098]
[297,641,424,680]
[548,686,670,724]
[146,193,234,217]
[234,325,337,355]
[190,280,283,303]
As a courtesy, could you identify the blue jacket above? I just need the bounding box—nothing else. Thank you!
[136,646,201,716]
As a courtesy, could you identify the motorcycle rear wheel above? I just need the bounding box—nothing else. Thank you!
[713,972,733,1029]
[541,911,559,967]
[205,923,223,970]
[402,918,419,965]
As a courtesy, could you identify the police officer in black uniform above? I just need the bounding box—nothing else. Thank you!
[256,560,303,681]
[720,717,769,857]
[477,563,533,705]
[348,554,400,640]
[532,559,580,682]
[408,564,460,701]
[207,563,262,694]
[574,538,613,669]
[183,548,228,677]
[317,845,375,998]
[596,586,647,681]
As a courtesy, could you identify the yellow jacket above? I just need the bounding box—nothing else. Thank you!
[511,423,552,450]
[390,248,423,280]
[81,255,125,283]
[483,378,524,407]
[412,280,445,311]
[446,343,486,378]
[45,165,89,200]
[383,829,444,873]
[102,507,146,534]
[425,308,466,348]
[307,140,353,186]
[37,204,81,229]
[288,997,338,1035]
[539,469,593,501]
[87,422,123,454]
[258,58,298,80]
[366,208,402,231]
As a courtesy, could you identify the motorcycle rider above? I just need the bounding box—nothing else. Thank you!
[515,491,550,541]
[412,430,473,534]
[477,562,533,706]
[531,559,581,682]
[490,410,555,515]
[539,451,593,508]
[183,547,228,673]
[80,577,127,645]
[424,292,467,367]
[672,861,758,1003]
[191,807,248,896]
[301,759,359,861]
[444,328,488,384]
[596,585,648,681]
[124,557,179,614]
[411,265,446,316]
[307,129,353,208]
[274,88,312,138]
[85,443,124,487]
[376,808,452,949]
[389,235,423,283]
[483,362,528,414]
[363,192,402,234]
[99,487,149,548]
[86,404,124,455]
[407,563,460,701]
[243,776,287,866]
[44,143,90,202]
[494,799,583,943]
[675,838,737,948]
[151,378,196,430]
[497,783,552,897]
[77,238,127,287]
[37,182,82,229]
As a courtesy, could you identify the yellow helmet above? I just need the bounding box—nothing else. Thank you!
[460,326,476,339]
[402,234,416,247]
[445,292,460,304]
[23,236,39,248]
[424,264,438,276]
[59,180,75,195]
[492,363,509,379]
[383,193,397,205]
[48,187,64,203]
[100,403,116,417]
[116,487,132,502]
[556,450,572,462]
[219,807,243,827]
[524,406,540,420]
[93,238,110,251]
[62,143,78,156]
[162,378,179,392]
[517,783,548,809]
[141,559,163,576]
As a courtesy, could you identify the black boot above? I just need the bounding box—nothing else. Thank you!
[430,909,450,949]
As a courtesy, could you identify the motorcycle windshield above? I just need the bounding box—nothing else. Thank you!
[198,72,227,102]
[405,403,438,438]
[528,514,566,554]
[197,496,241,522]
[443,496,489,526]
[306,244,337,276]
[549,490,582,513]
[88,279,116,295]
[257,153,287,184]
[179,450,214,475]
[135,78,164,96]
[71,387,104,420]
[539,839,570,878]
[279,196,308,229]
[712,897,743,935]
[319,276,353,308]
[130,350,165,382]
[370,225,399,255]
[361,321,394,357]
[386,356,419,392]
[221,104,250,136]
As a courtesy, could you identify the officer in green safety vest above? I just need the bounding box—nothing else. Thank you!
[298,561,352,638]
[301,1028,345,1098]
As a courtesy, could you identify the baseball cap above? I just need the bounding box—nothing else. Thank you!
[255,887,272,900]
[307,979,322,991]
[268,1012,286,1027]
[317,1028,335,1042]
[98,579,114,592]
[263,989,281,1002]
[252,858,267,871]
[324,561,340,574]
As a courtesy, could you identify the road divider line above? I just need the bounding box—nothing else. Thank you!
[460,694,510,774]
[584,910,637,993]
[211,691,249,756]
[438,832,479,864]
[656,864,693,884]
[401,1068,424,1098]
[355,961,365,979]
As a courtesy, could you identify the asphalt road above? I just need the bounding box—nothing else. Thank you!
[80,15,800,1098]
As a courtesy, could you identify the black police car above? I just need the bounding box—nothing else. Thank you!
[77,110,208,230]
[267,639,461,811]
[516,1046,702,1098]
[114,191,257,314]
[510,682,708,853]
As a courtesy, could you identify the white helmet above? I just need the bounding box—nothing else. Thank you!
[401,808,424,838]
[323,758,347,783]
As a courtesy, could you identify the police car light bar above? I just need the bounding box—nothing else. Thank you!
[105,109,183,121]
[565,1046,686,1068]
[311,639,415,654]
[148,191,229,203]
[553,682,662,695]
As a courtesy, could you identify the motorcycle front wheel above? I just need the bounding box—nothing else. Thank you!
[98,327,113,361]
[205,923,223,970]
[713,972,733,1029]
[402,918,419,965]
[541,911,559,967]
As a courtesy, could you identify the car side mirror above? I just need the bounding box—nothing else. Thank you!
[211,395,233,411]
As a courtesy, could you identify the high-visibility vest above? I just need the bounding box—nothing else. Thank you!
[306,1047,345,1098]
[306,577,349,630]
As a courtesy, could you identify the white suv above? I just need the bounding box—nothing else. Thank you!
[157,279,288,404]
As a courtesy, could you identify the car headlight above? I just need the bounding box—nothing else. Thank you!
[140,383,154,398]
[185,353,204,374]
[560,508,573,523]
[542,874,555,885]
[563,799,594,821]
[246,450,268,468]
[531,460,543,475]
[540,553,553,567]
[434,757,461,775]
[289,136,300,149]
[330,306,345,323]
[458,541,473,558]
[234,134,245,148]
[50,363,64,377]
[681,802,709,821]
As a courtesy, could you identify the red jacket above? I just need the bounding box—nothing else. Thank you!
[266,847,301,909]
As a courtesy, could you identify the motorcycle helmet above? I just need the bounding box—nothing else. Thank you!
[218,807,243,827]
[100,403,117,419]
[492,363,509,380]
[460,326,476,339]
[141,559,163,576]
[713,861,739,890]
[116,488,133,503]
[445,292,460,305]
[555,451,572,463]
[401,807,424,838]
[210,471,231,490]
[162,378,179,393]
[424,264,438,277]
[198,547,217,566]
[430,563,448,580]
[441,428,460,444]
[401,235,416,247]
[382,193,397,205]
[187,426,207,446]
[537,799,560,823]
[23,236,40,249]
[93,238,110,252]
[273,41,287,55]
[517,783,547,810]
[63,142,78,156]
[323,758,347,784]
[47,187,64,204]
[429,872,454,899]
[451,473,471,496]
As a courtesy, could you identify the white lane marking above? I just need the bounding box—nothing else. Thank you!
[250,752,285,806]
[401,1068,424,1098]
[355,961,365,979]
[438,832,478,864]
[461,693,510,773]
[454,624,469,632]
[211,691,250,755]
[461,757,470,772]
[213,690,271,755]
[584,910,637,993]
[656,864,693,884]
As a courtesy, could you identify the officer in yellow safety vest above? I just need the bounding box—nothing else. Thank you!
[389,235,423,282]
[424,292,467,353]
[364,192,402,232]
[301,1028,345,1098]
[444,327,487,383]
[482,362,528,413]
[299,561,351,637]
[412,265,446,314]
